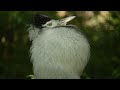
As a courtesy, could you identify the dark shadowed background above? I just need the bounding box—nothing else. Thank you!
[0,11,120,79]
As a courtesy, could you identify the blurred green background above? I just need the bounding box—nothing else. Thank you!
[0,11,120,79]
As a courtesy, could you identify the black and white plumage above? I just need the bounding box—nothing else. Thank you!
[28,14,90,79]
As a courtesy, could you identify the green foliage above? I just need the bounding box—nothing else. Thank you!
[0,11,120,79]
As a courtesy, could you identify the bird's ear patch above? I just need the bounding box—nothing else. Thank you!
[32,13,52,28]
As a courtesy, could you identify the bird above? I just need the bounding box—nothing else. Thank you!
[27,13,90,79]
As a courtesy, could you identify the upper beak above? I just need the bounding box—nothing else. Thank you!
[61,16,76,23]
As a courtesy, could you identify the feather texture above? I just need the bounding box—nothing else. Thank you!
[29,26,90,79]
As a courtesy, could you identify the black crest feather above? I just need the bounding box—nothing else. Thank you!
[32,13,52,28]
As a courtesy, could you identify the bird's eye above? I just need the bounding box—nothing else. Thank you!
[60,19,64,22]
[47,22,52,26]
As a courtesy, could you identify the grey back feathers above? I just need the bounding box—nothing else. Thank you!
[28,14,90,79]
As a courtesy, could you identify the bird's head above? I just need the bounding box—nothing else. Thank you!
[42,16,76,28]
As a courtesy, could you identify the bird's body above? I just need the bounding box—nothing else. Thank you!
[28,14,90,79]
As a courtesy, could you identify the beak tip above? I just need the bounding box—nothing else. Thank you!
[72,16,76,19]
[73,16,76,17]
[67,16,76,22]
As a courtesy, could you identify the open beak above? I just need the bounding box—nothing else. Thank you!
[61,16,76,23]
